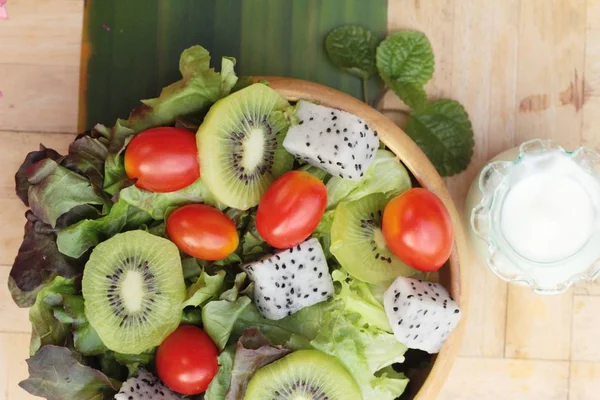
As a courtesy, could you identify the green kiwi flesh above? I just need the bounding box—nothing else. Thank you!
[82,230,185,354]
[197,83,293,210]
[245,350,362,400]
[330,193,416,284]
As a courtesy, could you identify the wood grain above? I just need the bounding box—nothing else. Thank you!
[0,0,83,66]
[582,29,600,148]
[570,362,600,400]
[0,64,80,133]
[438,357,570,400]
[0,267,29,333]
[0,131,74,266]
[505,287,573,360]
[515,0,586,149]
[0,333,36,400]
[571,295,600,362]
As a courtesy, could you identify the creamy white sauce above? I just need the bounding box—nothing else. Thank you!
[500,154,600,263]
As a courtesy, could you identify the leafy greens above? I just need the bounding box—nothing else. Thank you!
[9,38,431,400]
[326,26,475,176]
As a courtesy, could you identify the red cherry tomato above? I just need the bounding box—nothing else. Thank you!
[156,325,219,395]
[382,188,454,272]
[167,204,239,260]
[124,127,199,193]
[256,170,327,249]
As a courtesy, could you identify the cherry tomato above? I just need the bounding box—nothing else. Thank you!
[124,127,199,193]
[256,170,327,249]
[156,325,219,395]
[382,188,454,272]
[167,204,239,260]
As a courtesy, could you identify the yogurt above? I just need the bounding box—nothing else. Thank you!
[465,139,600,294]
[500,154,599,263]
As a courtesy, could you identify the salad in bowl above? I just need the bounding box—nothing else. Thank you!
[9,45,465,400]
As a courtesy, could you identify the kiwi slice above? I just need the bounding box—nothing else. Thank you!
[197,83,294,210]
[82,230,185,354]
[245,350,362,400]
[330,193,416,284]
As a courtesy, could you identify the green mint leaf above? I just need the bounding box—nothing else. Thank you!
[376,30,434,85]
[326,25,380,80]
[385,78,428,110]
[404,100,474,176]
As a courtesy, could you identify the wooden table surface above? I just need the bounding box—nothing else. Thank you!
[1,1,600,399]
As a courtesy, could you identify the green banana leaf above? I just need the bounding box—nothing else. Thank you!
[79,0,388,131]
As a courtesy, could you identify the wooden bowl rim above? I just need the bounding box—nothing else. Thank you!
[261,76,470,400]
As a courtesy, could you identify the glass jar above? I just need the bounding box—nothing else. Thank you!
[465,139,600,294]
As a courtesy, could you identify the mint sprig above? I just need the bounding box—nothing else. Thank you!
[325,25,380,103]
[405,100,474,176]
[325,26,474,176]
[376,31,434,88]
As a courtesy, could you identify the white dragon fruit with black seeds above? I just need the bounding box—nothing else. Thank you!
[114,369,179,400]
[283,100,379,180]
[242,238,334,320]
[383,277,461,354]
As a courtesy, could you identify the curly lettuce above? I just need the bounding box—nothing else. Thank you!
[326,149,412,209]
[311,310,408,400]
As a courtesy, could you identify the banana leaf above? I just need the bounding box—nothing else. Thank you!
[79,0,388,131]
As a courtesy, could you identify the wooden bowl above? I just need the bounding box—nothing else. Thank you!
[264,77,469,400]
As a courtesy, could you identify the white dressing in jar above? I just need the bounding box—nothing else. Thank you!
[465,139,600,294]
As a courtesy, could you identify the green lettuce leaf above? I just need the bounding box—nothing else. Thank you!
[326,25,380,80]
[202,297,252,350]
[332,269,391,332]
[220,272,247,302]
[310,310,408,400]
[202,295,337,353]
[118,178,222,220]
[373,366,411,395]
[103,46,238,193]
[232,301,339,347]
[326,149,412,209]
[181,308,204,325]
[312,210,336,261]
[9,212,84,307]
[99,122,136,194]
[182,270,226,309]
[225,328,291,400]
[98,353,128,383]
[113,352,155,378]
[134,46,230,131]
[56,199,152,259]
[29,276,76,355]
[220,57,239,95]
[299,164,331,182]
[205,346,235,400]
[404,99,474,176]
[181,257,208,280]
[62,134,109,190]
[19,345,120,400]
[27,159,108,228]
[55,295,106,356]
[238,215,271,262]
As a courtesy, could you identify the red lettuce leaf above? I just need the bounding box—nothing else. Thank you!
[19,345,120,400]
[14,145,63,206]
[9,211,84,307]
[225,328,291,400]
